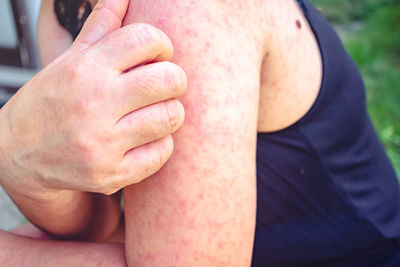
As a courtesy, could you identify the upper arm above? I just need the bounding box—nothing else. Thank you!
[123,1,267,266]
[38,0,73,66]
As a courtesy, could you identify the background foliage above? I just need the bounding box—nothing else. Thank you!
[311,0,400,176]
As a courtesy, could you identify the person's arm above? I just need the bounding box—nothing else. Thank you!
[37,0,73,66]
[123,1,268,266]
[0,0,123,242]
[0,0,185,241]
[2,183,122,241]
[0,0,124,242]
[0,230,126,266]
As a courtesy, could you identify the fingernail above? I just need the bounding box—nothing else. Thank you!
[166,100,184,128]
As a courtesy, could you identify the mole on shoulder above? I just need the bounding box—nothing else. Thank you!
[296,19,302,29]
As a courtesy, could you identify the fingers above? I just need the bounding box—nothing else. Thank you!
[102,135,174,194]
[71,0,129,51]
[113,99,185,152]
[88,24,174,72]
[114,61,187,115]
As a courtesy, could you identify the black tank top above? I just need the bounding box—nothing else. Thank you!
[55,1,400,266]
[253,1,400,266]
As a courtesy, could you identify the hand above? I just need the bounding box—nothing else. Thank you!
[0,0,186,196]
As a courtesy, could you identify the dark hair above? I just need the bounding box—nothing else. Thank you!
[54,0,92,39]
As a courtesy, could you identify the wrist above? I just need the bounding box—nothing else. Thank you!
[0,105,62,201]
[8,189,93,237]
[2,181,71,205]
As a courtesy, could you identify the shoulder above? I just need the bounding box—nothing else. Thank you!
[38,0,73,66]
[125,0,273,55]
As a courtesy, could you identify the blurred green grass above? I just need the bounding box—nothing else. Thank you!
[311,0,400,176]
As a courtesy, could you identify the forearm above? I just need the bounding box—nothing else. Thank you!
[0,230,126,267]
[1,183,122,241]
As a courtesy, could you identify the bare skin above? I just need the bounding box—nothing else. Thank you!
[0,0,186,241]
[0,230,126,267]
[120,0,322,265]
[1,0,322,266]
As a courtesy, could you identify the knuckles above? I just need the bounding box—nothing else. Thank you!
[121,23,162,53]
[159,100,184,131]
[134,62,188,99]
[160,62,188,97]
[74,133,103,167]
[148,136,174,176]
[64,128,175,195]
[72,128,113,171]
[71,130,125,193]
[61,59,111,116]
[63,58,89,81]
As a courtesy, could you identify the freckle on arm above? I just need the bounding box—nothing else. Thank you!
[296,19,302,29]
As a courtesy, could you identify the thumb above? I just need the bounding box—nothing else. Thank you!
[70,0,129,51]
